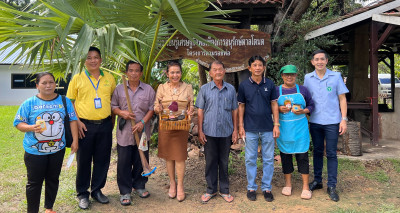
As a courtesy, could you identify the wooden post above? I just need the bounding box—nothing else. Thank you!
[369,22,394,146]
[369,21,379,146]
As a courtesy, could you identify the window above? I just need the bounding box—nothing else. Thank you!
[11,73,37,89]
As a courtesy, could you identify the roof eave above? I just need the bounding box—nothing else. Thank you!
[305,0,400,40]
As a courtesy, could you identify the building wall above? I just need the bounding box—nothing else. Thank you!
[0,65,36,105]
[380,88,400,140]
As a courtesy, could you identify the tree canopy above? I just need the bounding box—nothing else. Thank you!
[0,0,237,83]
[264,0,366,84]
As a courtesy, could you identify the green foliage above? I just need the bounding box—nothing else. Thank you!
[0,0,238,84]
[378,54,400,78]
[228,152,236,175]
[182,59,201,97]
[268,0,363,84]
[150,132,158,148]
[151,59,201,97]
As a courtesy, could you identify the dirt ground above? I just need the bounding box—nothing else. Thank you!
[70,138,400,213]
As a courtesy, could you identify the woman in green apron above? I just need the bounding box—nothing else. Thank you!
[276,65,315,199]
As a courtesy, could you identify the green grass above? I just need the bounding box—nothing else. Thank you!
[0,106,26,210]
[0,106,78,212]
[376,204,400,213]
[338,158,365,173]
[387,158,400,173]
[330,203,400,213]
[337,158,390,183]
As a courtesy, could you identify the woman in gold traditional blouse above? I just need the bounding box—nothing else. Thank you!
[154,61,194,202]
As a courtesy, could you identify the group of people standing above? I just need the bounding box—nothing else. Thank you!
[14,47,348,212]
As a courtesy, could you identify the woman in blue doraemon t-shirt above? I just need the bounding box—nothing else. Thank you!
[13,72,78,213]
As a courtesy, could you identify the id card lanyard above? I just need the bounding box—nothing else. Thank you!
[85,71,102,109]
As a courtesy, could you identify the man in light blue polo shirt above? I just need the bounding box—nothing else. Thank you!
[304,49,349,202]
[196,60,238,203]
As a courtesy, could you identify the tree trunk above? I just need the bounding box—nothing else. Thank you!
[338,0,345,15]
[290,0,313,22]
[198,64,207,86]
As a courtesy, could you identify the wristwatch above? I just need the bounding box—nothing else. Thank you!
[342,117,348,121]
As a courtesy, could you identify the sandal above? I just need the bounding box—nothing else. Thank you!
[135,188,150,198]
[282,186,292,196]
[120,194,131,206]
[301,190,312,200]
[219,193,234,203]
[201,193,216,203]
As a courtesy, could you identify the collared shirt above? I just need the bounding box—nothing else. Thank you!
[304,69,349,125]
[154,82,194,116]
[67,69,116,120]
[195,81,238,137]
[111,81,155,146]
[238,77,278,132]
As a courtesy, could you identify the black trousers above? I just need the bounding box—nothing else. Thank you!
[280,151,309,174]
[204,135,232,194]
[76,119,112,199]
[117,144,149,195]
[24,149,65,213]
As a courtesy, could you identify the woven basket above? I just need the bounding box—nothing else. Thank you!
[159,115,191,131]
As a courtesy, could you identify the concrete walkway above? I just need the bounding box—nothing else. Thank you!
[339,137,400,160]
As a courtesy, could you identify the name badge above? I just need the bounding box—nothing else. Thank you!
[94,98,102,109]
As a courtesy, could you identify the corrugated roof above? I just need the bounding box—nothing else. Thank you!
[216,0,283,5]
[0,42,25,65]
[312,0,396,30]
[305,0,400,39]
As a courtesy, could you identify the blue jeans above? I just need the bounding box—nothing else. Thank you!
[309,123,339,187]
[245,131,274,191]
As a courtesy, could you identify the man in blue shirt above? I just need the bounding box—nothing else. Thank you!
[237,55,280,202]
[304,50,349,202]
[196,60,238,203]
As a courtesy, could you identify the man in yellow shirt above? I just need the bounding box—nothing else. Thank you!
[67,46,116,210]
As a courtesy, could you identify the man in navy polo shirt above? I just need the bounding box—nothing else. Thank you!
[304,49,348,202]
[238,55,280,202]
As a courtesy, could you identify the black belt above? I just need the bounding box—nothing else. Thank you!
[80,116,111,125]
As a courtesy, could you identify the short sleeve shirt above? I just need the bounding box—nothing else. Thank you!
[304,69,349,125]
[13,95,77,155]
[237,77,278,132]
[67,70,116,120]
[111,81,155,146]
[275,85,315,114]
[195,81,238,137]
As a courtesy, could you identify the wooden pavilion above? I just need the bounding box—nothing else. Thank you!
[305,0,400,145]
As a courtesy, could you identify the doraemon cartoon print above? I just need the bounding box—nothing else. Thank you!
[32,111,65,153]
